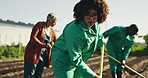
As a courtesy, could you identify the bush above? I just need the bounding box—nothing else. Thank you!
[0,42,25,60]
[130,43,148,56]
[143,34,148,46]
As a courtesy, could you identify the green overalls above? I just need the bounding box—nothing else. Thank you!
[103,26,134,72]
[51,20,103,78]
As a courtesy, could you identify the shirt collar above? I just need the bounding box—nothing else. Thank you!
[80,20,98,35]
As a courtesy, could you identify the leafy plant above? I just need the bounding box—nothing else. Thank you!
[130,42,148,56]
[0,42,25,60]
[143,34,148,46]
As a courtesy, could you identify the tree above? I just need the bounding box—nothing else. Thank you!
[143,34,148,46]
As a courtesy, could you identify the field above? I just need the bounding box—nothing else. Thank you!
[0,54,148,78]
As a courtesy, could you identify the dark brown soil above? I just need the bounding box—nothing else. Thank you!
[0,54,147,78]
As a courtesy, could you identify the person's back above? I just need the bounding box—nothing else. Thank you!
[103,26,135,51]
[102,24,138,78]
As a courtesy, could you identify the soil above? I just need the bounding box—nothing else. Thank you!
[0,54,148,78]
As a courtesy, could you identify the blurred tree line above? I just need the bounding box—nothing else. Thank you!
[130,34,148,56]
[143,34,148,46]
[0,42,25,59]
[0,34,148,60]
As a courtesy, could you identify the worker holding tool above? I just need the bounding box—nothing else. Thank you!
[102,24,139,78]
[51,0,109,78]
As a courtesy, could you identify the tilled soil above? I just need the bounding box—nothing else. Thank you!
[0,54,147,78]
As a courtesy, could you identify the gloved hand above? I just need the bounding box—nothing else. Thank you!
[102,35,107,44]
[47,43,52,48]
[122,59,126,65]
[96,47,101,52]
[94,75,100,78]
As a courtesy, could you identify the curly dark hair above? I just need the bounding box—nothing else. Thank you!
[73,0,109,23]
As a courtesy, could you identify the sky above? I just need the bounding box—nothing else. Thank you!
[0,0,148,35]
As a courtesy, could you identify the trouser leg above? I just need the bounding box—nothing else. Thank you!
[24,61,36,78]
[116,53,124,78]
[111,71,117,78]
[34,59,44,78]
[116,64,123,78]
[109,57,117,78]
[107,49,117,78]
[35,50,48,78]
[116,71,122,78]
[74,69,83,78]
[117,52,124,71]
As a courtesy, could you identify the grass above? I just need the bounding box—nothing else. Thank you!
[130,43,148,56]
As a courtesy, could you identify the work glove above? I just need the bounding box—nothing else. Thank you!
[94,75,100,78]
[121,59,126,65]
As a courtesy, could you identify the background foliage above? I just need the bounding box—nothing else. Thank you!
[0,42,25,60]
[143,34,148,46]
[130,34,148,56]
[0,34,148,60]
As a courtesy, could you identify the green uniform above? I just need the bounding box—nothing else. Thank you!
[51,20,103,78]
[103,26,135,72]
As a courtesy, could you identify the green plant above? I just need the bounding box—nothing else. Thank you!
[130,43,148,56]
[0,42,25,60]
[143,34,148,46]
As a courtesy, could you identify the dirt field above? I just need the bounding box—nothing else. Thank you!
[0,54,148,78]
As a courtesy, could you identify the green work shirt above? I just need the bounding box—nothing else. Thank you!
[52,20,103,78]
[103,26,135,59]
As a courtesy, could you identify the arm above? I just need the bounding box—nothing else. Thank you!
[121,43,133,65]
[30,22,45,47]
[96,35,103,53]
[66,36,96,78]
[102,26,119,38]
[96,24,104,52]
[64,27,96,78]
[97,35,104,46]
[49,27,57,47]
[122,42,133,60]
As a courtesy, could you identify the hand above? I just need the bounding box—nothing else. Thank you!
[96,47,101,53]
[122,59,126,65]
[42,44,52,48]
[42,44,48,48]
[47,43,52,48]
[94,75,100,78]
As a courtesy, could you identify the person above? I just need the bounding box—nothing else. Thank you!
[24,12,57,78]
[102,24,139,78]
[51,0,109,78]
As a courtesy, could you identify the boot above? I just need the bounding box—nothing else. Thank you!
[116,71,122,78]
[111,72,116,78]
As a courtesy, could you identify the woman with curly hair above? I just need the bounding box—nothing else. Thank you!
[51,0,109,78]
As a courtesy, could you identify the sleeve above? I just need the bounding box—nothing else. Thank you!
[97,34,103,47]
[64,31,96,78]
[102,26,119,38]
[97,24,104,48]
[122,42,133,59]
[30,22,44,47]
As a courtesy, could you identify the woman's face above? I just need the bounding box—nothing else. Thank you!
[84,9,98,28]
[47,19,57,27]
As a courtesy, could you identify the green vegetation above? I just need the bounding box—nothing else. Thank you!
[130,34,148,56]
[95,42,148,56]
[0,42,25,60]
[1,34,148,60]
[0,42,147,60]
[130,43,148,56]
[95,34,148,56]
[143,34,148,45]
